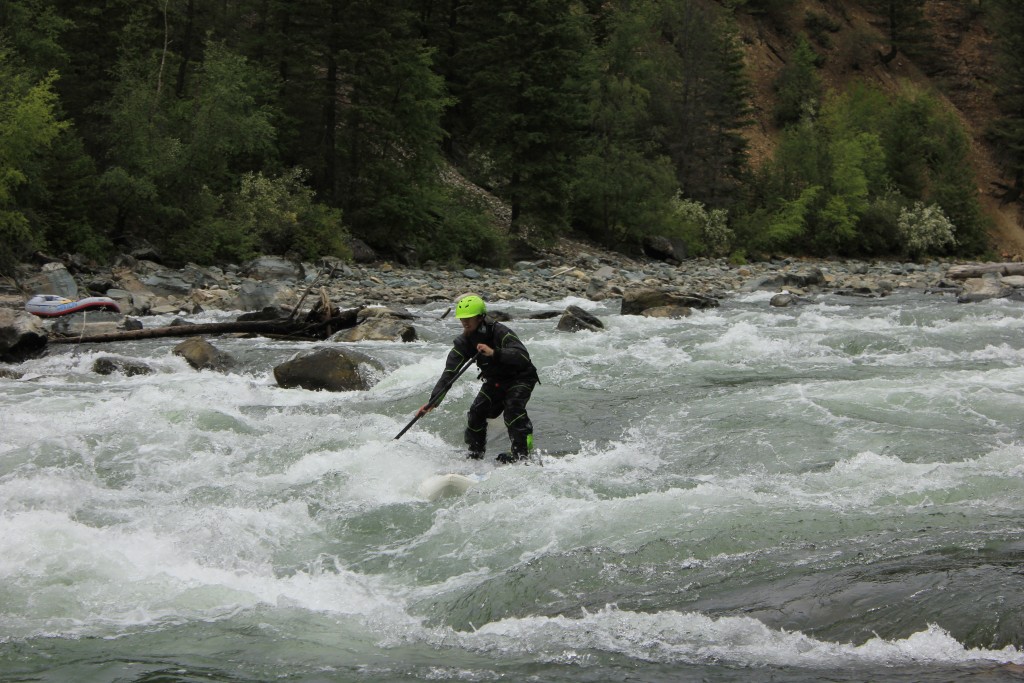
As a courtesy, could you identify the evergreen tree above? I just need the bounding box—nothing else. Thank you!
[647,1,751,207]
[862,0,929,64]
[773,33,822,126]
[987,0,1024,209]
[455,0,590,237]
[250,0,451,257]
[571,0,680,249]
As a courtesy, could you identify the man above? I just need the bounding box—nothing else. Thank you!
[419,294,539,462]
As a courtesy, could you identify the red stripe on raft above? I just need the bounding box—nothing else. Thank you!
[27,302,121,317]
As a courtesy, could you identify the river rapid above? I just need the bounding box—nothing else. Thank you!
[2,290,1024,682]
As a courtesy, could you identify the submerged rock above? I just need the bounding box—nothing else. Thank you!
[93,356,155,376]
[173,338,236,372]
[621,288,718,315]
[331,318,417,342]
[556,305,605,333]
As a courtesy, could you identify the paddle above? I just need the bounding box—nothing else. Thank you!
[394,353,480,440]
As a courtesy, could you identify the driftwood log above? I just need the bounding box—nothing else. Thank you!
[946,263,1024,279]
[49,305,363,345]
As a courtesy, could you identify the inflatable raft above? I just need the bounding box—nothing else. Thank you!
[25,294,121,318]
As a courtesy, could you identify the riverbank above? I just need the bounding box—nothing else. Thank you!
[3,237,1004,320]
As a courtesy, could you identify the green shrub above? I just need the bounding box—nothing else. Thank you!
[413,186,508,267]
[669,195,733,257]
[183,168,349,264]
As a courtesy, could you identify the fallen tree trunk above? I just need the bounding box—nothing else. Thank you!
[48,319,333,344]
[46,311,363,344]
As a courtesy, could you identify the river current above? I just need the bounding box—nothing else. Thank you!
[2,290,1024,682]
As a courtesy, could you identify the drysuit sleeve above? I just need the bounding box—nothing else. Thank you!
[484,322,533,371]
[427,341,473,407]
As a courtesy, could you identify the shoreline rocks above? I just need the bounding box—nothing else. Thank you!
[4,239,1024,358]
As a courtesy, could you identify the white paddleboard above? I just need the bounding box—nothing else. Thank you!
[418,473,480,501]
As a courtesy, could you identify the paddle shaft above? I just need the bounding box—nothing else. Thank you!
[394,353,479,440]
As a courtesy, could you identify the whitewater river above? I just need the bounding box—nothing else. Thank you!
[2,290,1024,682]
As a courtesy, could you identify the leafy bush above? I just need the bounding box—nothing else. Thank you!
[0,58,67,273]
[413,186,508,267]
[896,202,956,259]
[182,169,349,264]
[669,195,733,256]
[855,190,904,255]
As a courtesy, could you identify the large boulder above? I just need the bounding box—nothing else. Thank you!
[0,309,47,362]
[273,347,381,391]
[770,293,797,308]
[958,276,1012,303]
[244,256,302,281]
[24,262,78,298]
[173,338,236,372]
[237,280,296,311]
[51,310,123,337]
[348,238,378,264]
[782,267,825,288]
[621,288,718,315]
[642,236,687,264]
[142,271,193,296]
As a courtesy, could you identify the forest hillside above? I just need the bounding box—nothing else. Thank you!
[735,0,1024,256]
[2,0,1023,271]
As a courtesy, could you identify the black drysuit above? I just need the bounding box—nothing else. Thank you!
[428,316,539,456]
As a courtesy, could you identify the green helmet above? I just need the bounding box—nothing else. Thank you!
[455,295,486,319]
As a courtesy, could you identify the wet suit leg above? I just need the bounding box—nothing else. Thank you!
[503,381,536,458]
[464,382,505,457]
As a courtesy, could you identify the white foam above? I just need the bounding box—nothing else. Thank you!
[443,605,1024,667]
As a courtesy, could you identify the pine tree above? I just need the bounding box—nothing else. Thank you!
[987,0,1024,209]
[454,0,590,237]
[571,0,680,248]
[647,1,751,207]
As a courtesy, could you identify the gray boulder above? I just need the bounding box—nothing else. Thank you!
[273,347,381,391]
[642,236,687,264]
[51,310,122,337]
[783,268,825,288]
[0,309,47,363]
[244,256,301,281]
[26,262,78,298]
[237,280,296,311]
[348,238,377,264]
[770,293,797,307]
[958,276,1012,303]
[142,272,193,296]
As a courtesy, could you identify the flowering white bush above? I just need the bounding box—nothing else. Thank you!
[671,194,733,256]
[896,202,956,258]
